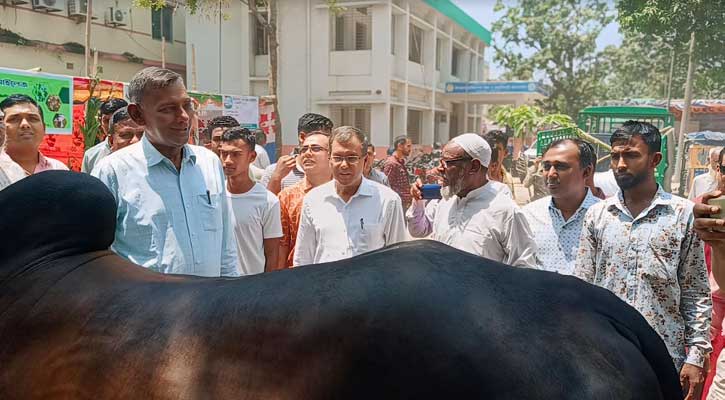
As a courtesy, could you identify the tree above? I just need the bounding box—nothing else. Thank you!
[492,0,615,118]
[136,0,340,158]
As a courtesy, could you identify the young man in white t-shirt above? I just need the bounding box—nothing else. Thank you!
[220,127,282,275]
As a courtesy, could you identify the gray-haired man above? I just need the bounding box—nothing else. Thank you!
[92,67,239,277]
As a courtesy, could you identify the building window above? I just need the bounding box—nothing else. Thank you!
[253,13,269,56]
[408,24,423,64]
[407,109,422,144]
[152,7,173,42]
[331,106,371,136]
[435,38,443,71]
[331,7,372,51]
[451,46,462,77]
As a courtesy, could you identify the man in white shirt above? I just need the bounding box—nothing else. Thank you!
[689,147,722,200]
[522,138,600,274]
[407,133,538,268]
[253,128,271,169]
[293,126,406,266]
[81,98,128,173]
[220,127,282,275]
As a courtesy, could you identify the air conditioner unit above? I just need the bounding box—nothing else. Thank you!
[105,7,128,27]
[67,0,88,17]
[32,0,64,12]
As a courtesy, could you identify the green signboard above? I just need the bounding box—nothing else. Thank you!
[0,68,73,134]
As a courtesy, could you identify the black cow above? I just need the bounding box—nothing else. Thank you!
[0,171,681,399]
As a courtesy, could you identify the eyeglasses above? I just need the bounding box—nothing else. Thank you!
[440,157,472,168]
[331,155,362,164]
[300,145,328,154]
[542,162,571,172]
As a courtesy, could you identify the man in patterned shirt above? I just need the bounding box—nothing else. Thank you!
[574,121,711,398]
[522,139,599,275]
[383,135,412,210]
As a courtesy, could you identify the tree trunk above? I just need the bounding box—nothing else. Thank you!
[673,32,696,196]
[267,0,284,159]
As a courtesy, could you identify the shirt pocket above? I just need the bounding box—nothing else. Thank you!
[358,223,385,253]
[197,193,222,231]
[645,231,682,282]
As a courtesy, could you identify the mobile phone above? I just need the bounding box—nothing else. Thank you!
[421,184,442,200]
[707,196,725,232]
[292,147,300,156]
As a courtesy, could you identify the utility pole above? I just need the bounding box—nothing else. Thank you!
[83,0,93,76]
[673,32,696,196]
[665,47,675,110]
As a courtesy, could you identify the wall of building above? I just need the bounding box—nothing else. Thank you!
[0,1,186,82]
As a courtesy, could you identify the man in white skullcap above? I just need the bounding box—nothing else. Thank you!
[406,133,538,267]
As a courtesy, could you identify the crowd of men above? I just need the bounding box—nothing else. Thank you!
[1,66,724,399]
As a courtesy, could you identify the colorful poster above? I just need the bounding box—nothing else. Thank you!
[0,67,73,134]
[258,97,276,143]
[223,95,259,129]
[38,77,125,171]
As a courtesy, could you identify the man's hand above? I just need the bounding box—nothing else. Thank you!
[272,155,297,180]
[693,190,725,243]
[410,178,424,201]
[680,363,704,400]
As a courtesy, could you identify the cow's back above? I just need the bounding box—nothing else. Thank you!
[0,241,680,399]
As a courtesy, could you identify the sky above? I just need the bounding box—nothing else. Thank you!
[452,0,623,79]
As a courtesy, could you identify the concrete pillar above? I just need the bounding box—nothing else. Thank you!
[371,103,390,147]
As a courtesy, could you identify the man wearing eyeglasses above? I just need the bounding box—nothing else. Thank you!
[92,67,239,277]
[277,130,332,269]
[293,126,406,266]
[407,133,538,268]
[689,147,723,200]
[521,139,600,275]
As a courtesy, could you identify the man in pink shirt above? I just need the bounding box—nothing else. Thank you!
[0,94,68,175]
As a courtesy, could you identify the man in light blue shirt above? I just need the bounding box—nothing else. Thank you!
[81,98,128,173]
[522,138,599,275]
[92,67,238,277]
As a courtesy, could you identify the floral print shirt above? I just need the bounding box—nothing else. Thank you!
[574,186,712,369]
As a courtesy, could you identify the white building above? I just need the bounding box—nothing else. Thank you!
[0,0,186,81]
[186,0,493,151]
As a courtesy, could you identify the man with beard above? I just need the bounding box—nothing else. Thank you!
[522,139,600,275]
[406,133,537,268]
[574,121,711,399]
[689,147,722,200]
[92,67,238,277]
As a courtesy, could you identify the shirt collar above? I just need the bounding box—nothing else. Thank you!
[548,188,599,222]
[141,135,196,167]
[608,185,671,216]
[457,181,496,202]
[325,177,374,201]
[548,188,599,213]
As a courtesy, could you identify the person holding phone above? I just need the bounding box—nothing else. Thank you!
[406,133,537,268]
[694,190,725,400]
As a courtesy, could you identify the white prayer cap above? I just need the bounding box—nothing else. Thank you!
[450,133,491,168]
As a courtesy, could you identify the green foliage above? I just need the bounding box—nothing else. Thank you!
[492,0,614,118]
[81,78,102,151]
[617,0,725,65]
[494,105,574,138]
